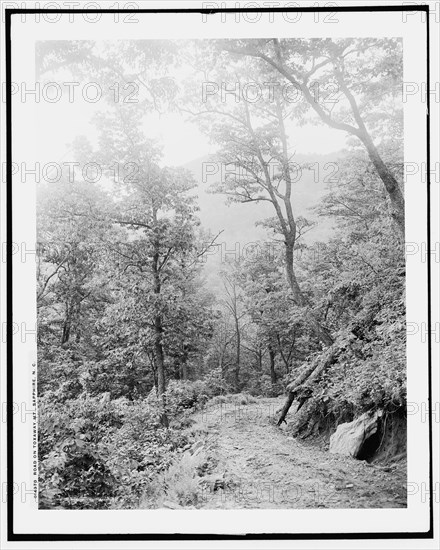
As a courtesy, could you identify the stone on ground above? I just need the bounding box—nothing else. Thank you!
[329,410,382,458]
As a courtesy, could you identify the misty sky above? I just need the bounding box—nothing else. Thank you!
[36,96,347,168]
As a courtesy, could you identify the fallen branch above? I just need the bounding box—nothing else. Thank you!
[277,344,339,426]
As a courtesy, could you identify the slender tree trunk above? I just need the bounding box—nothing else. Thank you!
[235,318,241,392]
[154,316,168,427]
[285,241,334,347]
[152,221,169,428]
[219,353,225,382]
[180,363,189,380]
[360,133,405,233]
[75,303,81,343]
[180,345,189,380]
[61,321,71,344]
[255,346,263,392]
[275,99,334,348]
[269,344,277,385]
[284,243,303,302]
[151,363,158,392]
[277,333,295,374]
[61,302,72,344]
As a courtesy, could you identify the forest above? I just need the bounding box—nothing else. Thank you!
[36,38,407,509]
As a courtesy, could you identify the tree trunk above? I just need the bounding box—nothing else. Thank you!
[61,319,71,344]
[275,98,333,347]
[269,345,277,385]
[258,348,262,372]
[277,345,339,425]
[277,333,295,374]
[235,323,241,392]
[284,243,303,302]
[180,363,189,380]
[180,345,189,380]
[277,392,295,426]
[360,133,405,234]
[61,302,72,344]
[154,316,168,428]
[152,223,169,428]
[285,242,334,347]
[75,303,82,343]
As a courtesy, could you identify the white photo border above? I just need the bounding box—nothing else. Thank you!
[4,1,434,542]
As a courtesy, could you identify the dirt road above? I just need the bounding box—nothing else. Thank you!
[194,398,407,509]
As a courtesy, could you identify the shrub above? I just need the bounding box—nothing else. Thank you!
[209,392,257,406]
[39,394,190,509]
[140,451,208,508]
[165,380,210,417]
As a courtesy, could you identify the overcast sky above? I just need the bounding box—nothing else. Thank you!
[36,98,347,168]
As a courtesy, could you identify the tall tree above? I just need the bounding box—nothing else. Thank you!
[91,105,220,425]
[181,57,333,346]
[217,38,404,235]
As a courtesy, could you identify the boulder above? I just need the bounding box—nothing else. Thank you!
[329,410,383,458]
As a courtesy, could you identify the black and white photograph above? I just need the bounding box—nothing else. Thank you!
[1,1,438,546]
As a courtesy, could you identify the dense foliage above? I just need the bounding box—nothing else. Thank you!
[37,37,405,508]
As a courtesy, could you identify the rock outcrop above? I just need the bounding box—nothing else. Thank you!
[329,410,383,459]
